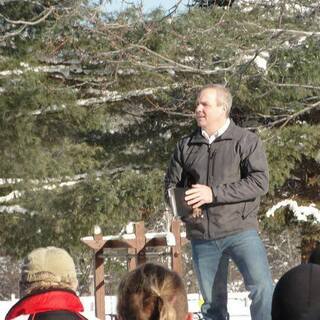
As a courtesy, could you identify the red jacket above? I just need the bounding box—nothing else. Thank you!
[6,289,87,320]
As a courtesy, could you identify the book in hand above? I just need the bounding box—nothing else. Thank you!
[168,187,193,218]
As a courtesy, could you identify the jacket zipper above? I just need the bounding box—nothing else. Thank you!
[206,143,211,239]
[206,144,217,239]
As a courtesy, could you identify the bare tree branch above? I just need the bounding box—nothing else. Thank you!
[0,6,54,26]
[0,25,27,42]
[263,78,320,91]
[268,28,320,37]
[0,7,54,42]
[254,101,320,141]
[278,101,320,129]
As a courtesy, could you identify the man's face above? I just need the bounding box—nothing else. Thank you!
[195,89,226,131]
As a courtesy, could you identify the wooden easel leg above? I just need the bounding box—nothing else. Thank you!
[135,221,146,266]
[94,249,106,320]
[171,218,182,274]
[127,248,137,270]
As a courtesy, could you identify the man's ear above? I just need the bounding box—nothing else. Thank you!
[185,312,193,320]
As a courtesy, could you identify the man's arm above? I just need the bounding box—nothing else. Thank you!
[166,142,205,218]
[164,141,184,205]
[185,134,268,208]
[212,134,269,204]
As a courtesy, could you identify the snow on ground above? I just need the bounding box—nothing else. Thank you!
[1,293,251,320]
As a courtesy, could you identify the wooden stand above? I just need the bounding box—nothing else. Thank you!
[81,219,187,320]
[301,238,320,263]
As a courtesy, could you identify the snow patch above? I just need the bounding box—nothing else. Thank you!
[266,199,320,223]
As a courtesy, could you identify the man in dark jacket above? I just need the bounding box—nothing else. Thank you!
[165,84,273,320]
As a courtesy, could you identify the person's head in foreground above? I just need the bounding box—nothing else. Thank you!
[272,263,320,320]
[19,246,78,296]
[6,246,86,320]
[117,263,192,320]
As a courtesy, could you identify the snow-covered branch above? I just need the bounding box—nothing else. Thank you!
[0,63,74,77]
[0,205,27,214]
[76,83,182,106]
[0,173,88,187]
[0,180,83,204]
[0,190,24,203]
[0,164,154,203]
[266,199,320,223]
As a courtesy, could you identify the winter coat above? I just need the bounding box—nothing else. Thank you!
[5,289,88,320]
[165,120,269,240]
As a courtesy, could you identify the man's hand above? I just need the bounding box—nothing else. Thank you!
[185,184,213,209]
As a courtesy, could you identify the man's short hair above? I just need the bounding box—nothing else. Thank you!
[199,84,233,116]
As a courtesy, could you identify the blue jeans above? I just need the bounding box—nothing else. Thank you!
[191,229,273,320]
[210,253,230,319]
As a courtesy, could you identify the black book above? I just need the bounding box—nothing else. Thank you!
[168,187,193,217]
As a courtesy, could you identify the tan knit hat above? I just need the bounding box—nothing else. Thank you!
[20,246,78,296]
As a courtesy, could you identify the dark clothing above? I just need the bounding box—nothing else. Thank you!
[165,120,269,240]
[5,289,87,320]
[272,264,320,320]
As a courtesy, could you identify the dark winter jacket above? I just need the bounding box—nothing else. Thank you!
[165,120,269,240]
[5,289,87,320]
[272,263,320,320]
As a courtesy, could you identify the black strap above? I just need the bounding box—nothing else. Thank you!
[29,311,88,320]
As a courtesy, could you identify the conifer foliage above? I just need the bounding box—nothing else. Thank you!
[0,0,319,296]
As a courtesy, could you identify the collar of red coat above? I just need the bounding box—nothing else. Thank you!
[5,289,84,320]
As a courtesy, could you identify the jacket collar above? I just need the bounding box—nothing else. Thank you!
[190,119,237,144]
[5,289,84,320]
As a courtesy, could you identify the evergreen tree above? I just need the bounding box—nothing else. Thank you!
[0,0,319,297]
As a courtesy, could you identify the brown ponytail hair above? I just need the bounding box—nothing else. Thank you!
[117,263,188,320]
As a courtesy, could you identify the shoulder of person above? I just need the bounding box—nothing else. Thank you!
[177,128,199,146]
[232,123,260,144]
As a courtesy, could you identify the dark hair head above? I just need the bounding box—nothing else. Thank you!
[272,263,320,320]
[117,263,188,320]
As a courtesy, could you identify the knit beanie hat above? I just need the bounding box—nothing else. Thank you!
[20,246,78,296]
[272,263,320,320]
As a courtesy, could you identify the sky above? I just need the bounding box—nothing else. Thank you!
[105,0,190,14]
